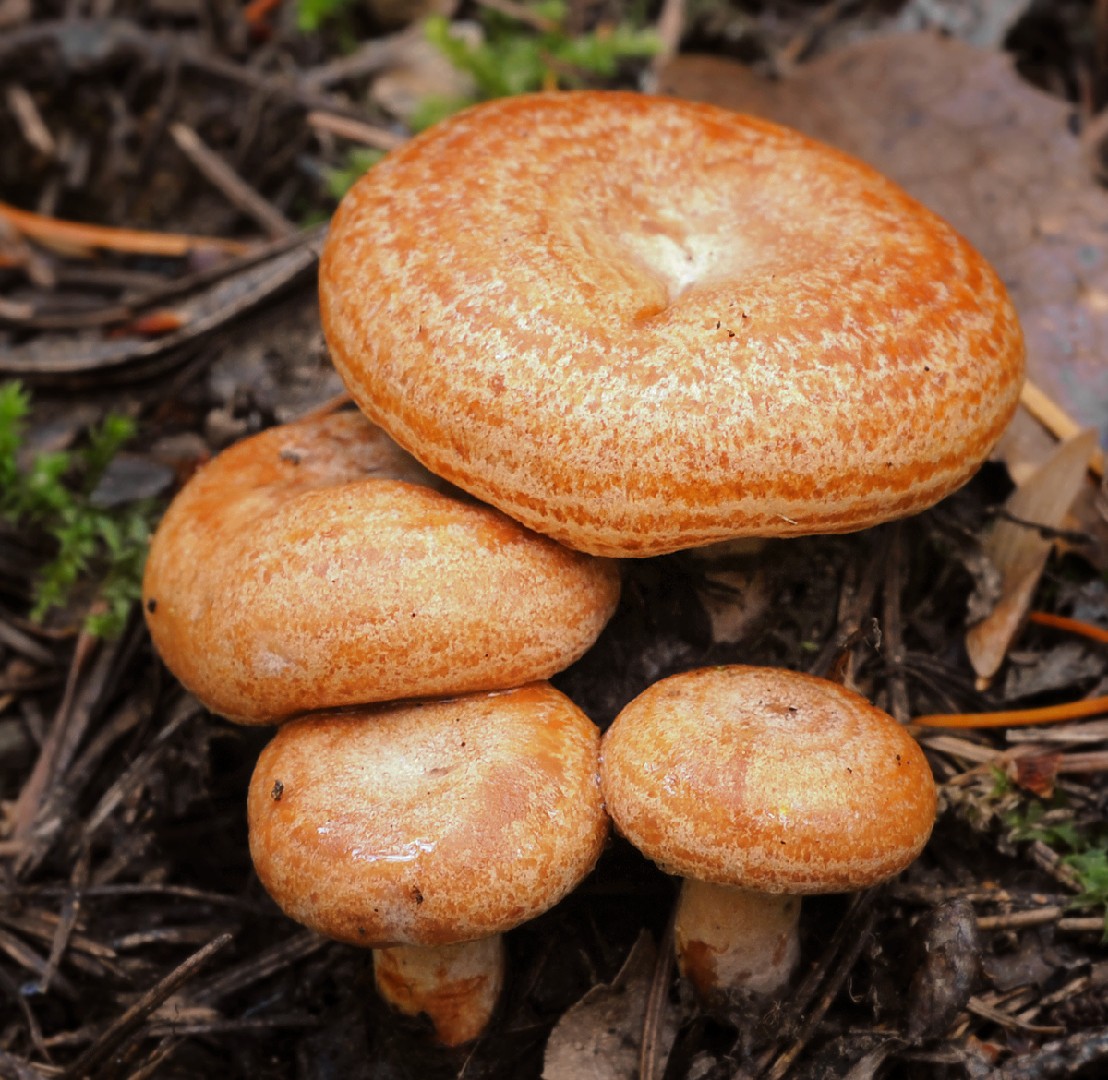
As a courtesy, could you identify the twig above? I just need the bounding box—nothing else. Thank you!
[966,994,1064,1035]
[0,922,77,995]
[0,199,250,258]
[1025,840,1084,892]
[169,122,295,240]
[9,629,103,873]
[881,523,910,723]
[976,906,1066,931]
[299,30,412,91]
[58,932,234,1080]
[774,0,856,72]
[1029,610,1108,645]
[0,961,52,1064]
[6,84,56,157]
[807,532,883,682]
[0,225,323,379]
[306,111,405,152]
[36,844,91,995]
[651,0,685,68]
[84,698,201,834]
[191,931,327,1005]
[639,911,675,1080]
[757,891,878,1079]
[993,1026,1108,1078]
[1007,719,1108,743]
[1057,917,1108,933]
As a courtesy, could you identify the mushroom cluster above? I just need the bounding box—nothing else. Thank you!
[143,90,1026,1045]
[142,410,619,1041]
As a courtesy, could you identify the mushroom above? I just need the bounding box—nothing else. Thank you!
[599,665,936,1002]
[247,682,608,1045]
[320,91,1025,558]
[142,410,619,723]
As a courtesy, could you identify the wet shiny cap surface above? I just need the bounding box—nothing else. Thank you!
[248,683,609,946]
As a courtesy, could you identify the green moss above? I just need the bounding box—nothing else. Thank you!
[419,1,658,124]
[0,382,158,637]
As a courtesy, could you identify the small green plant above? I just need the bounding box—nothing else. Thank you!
[314,1,658,201]
[1005,795,1108,938]
[297,0,358,32]
[0,381,157,637]
[413,1,659,130]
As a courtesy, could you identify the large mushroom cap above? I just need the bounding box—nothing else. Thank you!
[247,683,608,946]
[321,91,1025,558]
[600,666,936,893]
[143,411,619,723]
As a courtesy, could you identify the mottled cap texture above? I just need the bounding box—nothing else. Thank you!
[600,666,936,893]
[143,411,619,723]
[320,91,1025,558]
[247,683,609,946]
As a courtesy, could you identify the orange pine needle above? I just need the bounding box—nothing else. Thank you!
[915,694,1108,729]
[243,0,282,26]
[107,310,188,338]
[1029,611,1108,645]
[0,200,251,258]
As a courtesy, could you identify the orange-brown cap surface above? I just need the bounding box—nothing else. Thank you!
[247,683,608,946]
[142,411,619,723]
[320,91,1024,558]
[600,666,936,893]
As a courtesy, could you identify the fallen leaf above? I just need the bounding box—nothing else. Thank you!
[542,931,676,1080]
[966,430,1098,681]
[907,897,982,1042]
[1009,752,1062,798]
[1003,642,1105,701]
[693,566,771,644]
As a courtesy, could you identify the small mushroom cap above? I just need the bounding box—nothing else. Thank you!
[320,91,1024,558]
[247,683,608,946]
[142,411,619,723]
[600,666,936,893]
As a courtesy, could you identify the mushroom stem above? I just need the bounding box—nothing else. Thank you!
[373,936,506,1046]
[674,879,800,1002]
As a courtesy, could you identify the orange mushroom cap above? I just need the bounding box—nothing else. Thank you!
[320,91,1025,558]
[247,683,609,947]
[600,665,936,894]
[143,412,619,723]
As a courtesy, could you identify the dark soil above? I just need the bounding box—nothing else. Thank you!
[2,2,1108,1078]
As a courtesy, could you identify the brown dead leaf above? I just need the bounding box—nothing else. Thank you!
[542,931,676,1080]
[659,34,1108,457]
[1009,752,1062,797]
[694,566,772,644]
[965,430,1098,681]
[907,897,982,1042]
